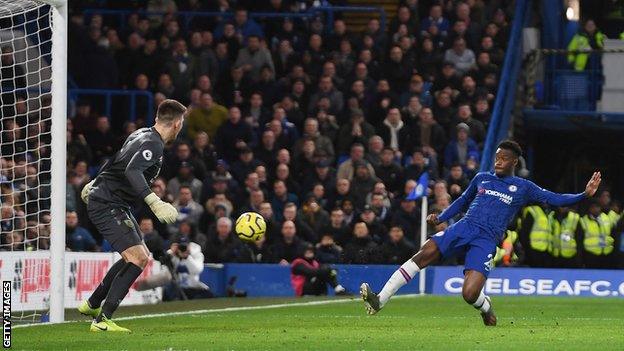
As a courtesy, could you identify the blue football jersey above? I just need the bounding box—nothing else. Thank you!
[438,172,586,240]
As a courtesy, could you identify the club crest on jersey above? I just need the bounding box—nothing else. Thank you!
[142,149,153,161]
[508,185,517,192]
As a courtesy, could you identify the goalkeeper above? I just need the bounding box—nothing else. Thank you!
[78,100,187,332]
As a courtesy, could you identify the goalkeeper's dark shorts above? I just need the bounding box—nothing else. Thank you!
[87,198,142,253]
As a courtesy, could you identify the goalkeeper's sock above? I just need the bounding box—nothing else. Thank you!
[88,259,126,309]
[378,260,420,307]
[473,289,491,313]
[97,262,143,322]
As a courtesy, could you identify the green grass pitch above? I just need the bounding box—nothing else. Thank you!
[13,295,624,350]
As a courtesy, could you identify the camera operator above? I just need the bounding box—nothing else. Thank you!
[136,236,212,300]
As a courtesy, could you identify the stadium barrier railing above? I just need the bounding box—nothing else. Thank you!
[68,88,154,124]
[81,6,387,35]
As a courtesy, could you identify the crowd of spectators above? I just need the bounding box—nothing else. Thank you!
[8,1,620,269]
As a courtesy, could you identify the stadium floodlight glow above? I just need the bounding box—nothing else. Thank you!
[565,0,580,21]
[0,0,67,324]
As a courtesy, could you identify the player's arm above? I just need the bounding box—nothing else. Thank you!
[429,173,481,225]
[126,141,177,224]
[526,171,601,206]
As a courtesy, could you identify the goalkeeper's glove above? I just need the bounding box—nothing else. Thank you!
[81,180,94,204]
[145,192,178,224]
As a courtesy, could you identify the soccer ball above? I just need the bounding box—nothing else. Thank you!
[235,212,266,242]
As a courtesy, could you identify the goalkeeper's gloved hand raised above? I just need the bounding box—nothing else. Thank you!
[145,192,178,224]
[81,180,94,204]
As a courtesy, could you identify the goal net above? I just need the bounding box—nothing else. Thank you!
[0,0,66,324]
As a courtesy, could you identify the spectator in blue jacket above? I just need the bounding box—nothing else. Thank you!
[420,4,450,39]
[444,123,479,171]
[213,8,263,42]
[66,211,97,251]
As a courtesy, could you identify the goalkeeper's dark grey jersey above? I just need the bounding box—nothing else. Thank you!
[89,127,164,207]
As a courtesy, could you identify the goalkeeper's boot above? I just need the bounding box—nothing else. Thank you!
[480,296,497,326]
[360,282,381,315]
[90,315,131,333]
[77,300,101,319]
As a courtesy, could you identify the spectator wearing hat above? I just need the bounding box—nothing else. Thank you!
[168,161,203,200]
[444,122,479,171]
[391,196,421,244]
[342,221,381,264]
[380,226,416,264]
[214,106,254,163]
[452,103,485,147]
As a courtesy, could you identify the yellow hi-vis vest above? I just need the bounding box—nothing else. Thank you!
[607,210,621,227]
[580,213,614,256]
[567,31,605,71]
[494,230,518,266]
[523,206,551,252]
[549,212,580,258]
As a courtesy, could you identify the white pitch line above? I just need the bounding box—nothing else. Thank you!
[14,294,423,328]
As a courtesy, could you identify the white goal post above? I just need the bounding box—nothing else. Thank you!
[47,0,67,324]
[0,0,66,323]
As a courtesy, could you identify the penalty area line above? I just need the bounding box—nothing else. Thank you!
[14,293,423,328]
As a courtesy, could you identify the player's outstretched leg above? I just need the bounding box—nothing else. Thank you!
[79,259,126,318]
[360,239,440,315]
[463,270,496,326]
[91,245,149,332]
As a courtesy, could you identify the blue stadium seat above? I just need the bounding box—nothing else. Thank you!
[555,71,591,111]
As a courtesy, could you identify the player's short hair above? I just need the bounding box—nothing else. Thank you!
[497,140,522,158]
[156,99,186,125]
